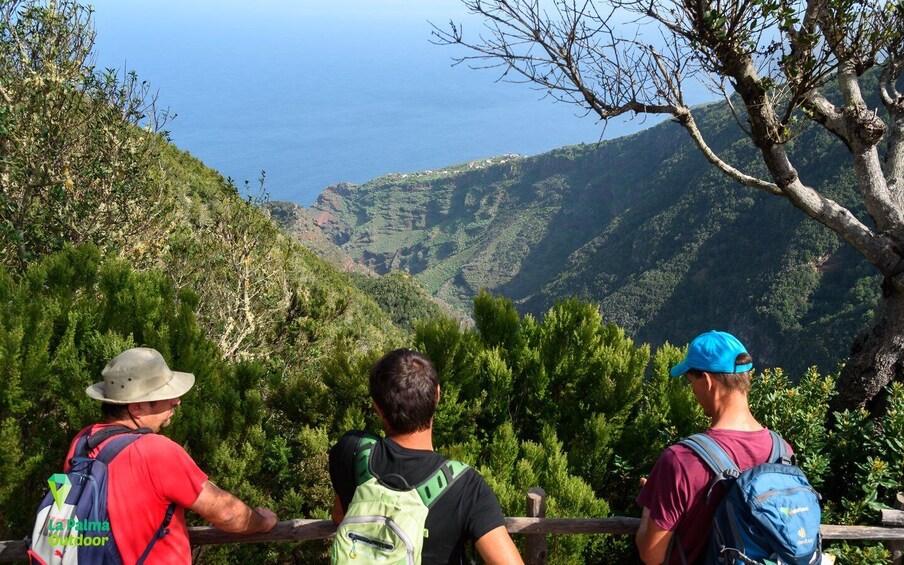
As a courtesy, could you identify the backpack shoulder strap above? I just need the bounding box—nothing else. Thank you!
[71,428,94,460]
[90,427,154,465]
[679,433,739,477]
[136,502,177,565]
[679,433,740,503]
[353,433,380,486]
[71,426,153,463]
[415,459,471,509]
[664,533,690,565]
[768,430,794,465]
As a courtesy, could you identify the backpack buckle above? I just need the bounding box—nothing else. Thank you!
[723,469,740,479]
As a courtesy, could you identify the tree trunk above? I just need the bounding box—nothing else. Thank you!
[833,276,904,414]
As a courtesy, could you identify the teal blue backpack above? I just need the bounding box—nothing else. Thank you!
[331,434,471,565]
[667,431,823,565]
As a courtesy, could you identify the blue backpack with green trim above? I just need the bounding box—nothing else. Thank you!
[28,425,176,565]
[668,431,823,565]
[330,434,471,565]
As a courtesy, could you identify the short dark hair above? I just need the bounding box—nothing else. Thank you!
[369,349,439,434]
[687,353,753,394]
[101,402,130,421]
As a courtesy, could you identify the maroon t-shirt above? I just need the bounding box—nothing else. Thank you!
[636,427,790,564]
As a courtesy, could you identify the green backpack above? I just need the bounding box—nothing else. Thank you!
[331,434,471,565]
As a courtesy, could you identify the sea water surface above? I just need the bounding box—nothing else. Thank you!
[89,0,693,205]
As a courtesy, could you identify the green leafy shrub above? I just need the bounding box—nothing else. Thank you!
[5,250,904,563]
[0,0,169,269]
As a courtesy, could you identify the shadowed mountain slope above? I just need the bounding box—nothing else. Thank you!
[308,101,879,376]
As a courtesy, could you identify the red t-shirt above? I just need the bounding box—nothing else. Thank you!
[636,427,789,564]
[64,424,208,565]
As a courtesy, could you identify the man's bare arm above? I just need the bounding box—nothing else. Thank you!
[475,524,524,565]
[190,480,278,534]
[635,507,673,565]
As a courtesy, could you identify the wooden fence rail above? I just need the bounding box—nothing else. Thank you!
[4,489,904,564]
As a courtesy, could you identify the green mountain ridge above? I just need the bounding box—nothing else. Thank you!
[265,199,376,276]
[307,100,879,376]
[266,198,471,329]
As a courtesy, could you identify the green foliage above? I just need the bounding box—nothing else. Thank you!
[408,293,652,562]
[825,541,889,564]
[816,384,904,529]
[0,246,264,540]
[0,0,169,269]
[5,255,904,562]
[348,271,445,332]
[620,342,706,481]
[749,367,834,488]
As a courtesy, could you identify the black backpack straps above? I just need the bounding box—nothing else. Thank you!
[84,425,133,451]
[90,427,154,465]
[664,532,690,565]
[353,433,379,486]
[71,428,93,459]
[85,425,152,450]
[679,434,739,503]
[768,430,794,465]
[71,425,152,461]
[415,459,471,508]
[136,502,177,565]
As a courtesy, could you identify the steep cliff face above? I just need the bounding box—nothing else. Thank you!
[308,101,878,376]
[265,199,373,275]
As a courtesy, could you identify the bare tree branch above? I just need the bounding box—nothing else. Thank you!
[835,66,901,236]
[803,90,850,146]
[879,5,904,208]
[674,107,781,193]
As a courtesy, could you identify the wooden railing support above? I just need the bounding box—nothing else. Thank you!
[524,487,548,565]
[883,492,904,564]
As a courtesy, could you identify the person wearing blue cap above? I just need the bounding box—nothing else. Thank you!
[634,331,789,564]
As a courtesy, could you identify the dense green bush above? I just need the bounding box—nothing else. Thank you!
[5,260,902,563]
[347,271,446,332]
[0,0,169,269]
[402,291,899,562]
[0,246,340,563]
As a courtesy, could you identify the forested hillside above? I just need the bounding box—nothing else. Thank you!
[0,2,429,561]
[307,96,880,377]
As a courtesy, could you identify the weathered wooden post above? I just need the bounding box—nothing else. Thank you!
[882,492,904,564]
[525,487,548,565]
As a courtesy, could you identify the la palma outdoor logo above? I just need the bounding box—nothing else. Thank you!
[45,473,112,548]
[48,475,71,510]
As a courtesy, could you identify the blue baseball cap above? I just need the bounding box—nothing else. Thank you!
[669,330,753,377]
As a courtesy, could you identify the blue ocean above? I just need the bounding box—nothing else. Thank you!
[90,0,684,206]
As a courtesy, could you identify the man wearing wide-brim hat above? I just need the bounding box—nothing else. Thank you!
[67,347,278,564]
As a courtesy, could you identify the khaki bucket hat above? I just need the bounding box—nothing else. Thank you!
[86,347,195,404]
